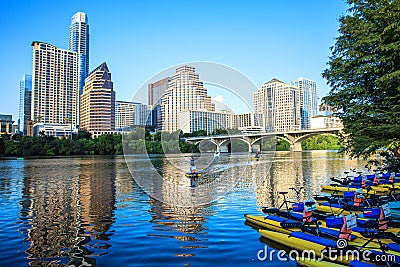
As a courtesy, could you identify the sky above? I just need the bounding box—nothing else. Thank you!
[0,0,348,119]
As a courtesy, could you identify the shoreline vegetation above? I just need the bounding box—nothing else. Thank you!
[0,128,343,158]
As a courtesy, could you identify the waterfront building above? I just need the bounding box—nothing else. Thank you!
[290,77,319,129]
[148,77,170,130]
[161,65,215,132]
[0,114,14,134]
[31,41,79,128]
[310,115,343,129]
[115,101,151,130]
[231,112,263,133]
[19,74,32,135]
[33,123,77,137]
[116,101,137,130]
[69,11,89,95]
[80,62,115,133]
[135,104,152,127]
[254,78,301,132]
[179,110,231,134]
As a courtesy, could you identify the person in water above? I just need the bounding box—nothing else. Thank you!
[255,151,260,158]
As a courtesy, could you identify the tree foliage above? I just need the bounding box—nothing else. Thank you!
[322,0,400,171]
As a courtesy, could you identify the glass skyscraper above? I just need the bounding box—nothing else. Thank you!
[19,74,32,135]
[69,11,89,95]
[290,77,319,130]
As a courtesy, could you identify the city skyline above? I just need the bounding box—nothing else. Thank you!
[0,1,348,119]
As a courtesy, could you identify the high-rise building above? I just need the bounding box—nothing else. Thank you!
[115,101,151,130]
[80,62,115,132]
[115,101,137,130]
[69,11,89,95]
[148,77,170,130]
[254,78,301,132]
[161,65,215,132]
[31,41,79,127]
[135,104,152,127]
[230,112,263,133]
[19,74,32,135]
[0,114,13,134]
[290,77,319,129]
[179,110,231,134]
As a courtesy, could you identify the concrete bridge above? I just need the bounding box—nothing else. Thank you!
[183,127,342,152]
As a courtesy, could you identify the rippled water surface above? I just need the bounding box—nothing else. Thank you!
[0,151,367,266]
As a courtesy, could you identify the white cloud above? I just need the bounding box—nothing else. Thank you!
[213,95,224,103]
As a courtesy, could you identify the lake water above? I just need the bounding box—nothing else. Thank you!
[0,151,368,266]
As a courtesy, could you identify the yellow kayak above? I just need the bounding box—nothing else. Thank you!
[320,185,388,196]
[246,214,395,247]
[259,229,352,265]
[259,229,400,265]
[296,257,346,267]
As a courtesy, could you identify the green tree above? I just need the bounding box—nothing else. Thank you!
[322,0,400,171]
[0,136,6,155]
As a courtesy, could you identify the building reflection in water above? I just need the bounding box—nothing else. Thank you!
[20,157,116,266]
[253,151,368,209]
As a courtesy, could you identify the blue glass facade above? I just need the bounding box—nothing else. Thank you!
[291,78,318,130]
[19,74,32,135]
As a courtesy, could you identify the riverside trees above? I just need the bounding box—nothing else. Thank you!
[322,0,400,171]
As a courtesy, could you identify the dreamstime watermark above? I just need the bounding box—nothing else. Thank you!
[256,239,396,264]
[122,62,276,207]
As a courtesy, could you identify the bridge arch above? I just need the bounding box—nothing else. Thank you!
[219,138,252,153]
[193,139,220,152]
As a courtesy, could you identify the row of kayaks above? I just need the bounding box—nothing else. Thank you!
[245,171,400,266]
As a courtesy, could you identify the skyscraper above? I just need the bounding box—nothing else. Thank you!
[254,78,301,132]
[80,62,115,132]
[161,65,215,132]
[290,77,319,129]
[31,41,79,127]
[19,74,32,135]
[69,11,89,95]
[148,77,170,130]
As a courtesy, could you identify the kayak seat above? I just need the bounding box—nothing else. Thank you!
[320,227,357,240]
[266,215,298,224]
[290,232,338,248]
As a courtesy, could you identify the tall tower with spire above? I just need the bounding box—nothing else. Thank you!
[69,11,89,95]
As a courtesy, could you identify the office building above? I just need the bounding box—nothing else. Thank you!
[0,114,13,134]
[33,123,77,138]
[310,115,343,129]
[290,77,319,129]
[80,62,115,133]
[231,112,263,133]
[31,41,79,127]
[115,101,151,130]
[19,74,32,135]
[69,11,89,95]
[161,65,215,132]
[148,77,170,130]
[116,101,137,130]
[254,78,301,132]
[179,110,230,134]
[135,104,152,127]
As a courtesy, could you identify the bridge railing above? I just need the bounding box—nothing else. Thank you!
[183,127,342,141]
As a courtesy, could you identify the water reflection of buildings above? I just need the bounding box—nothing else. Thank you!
[253,151,368,209]
[20,158,116,266]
